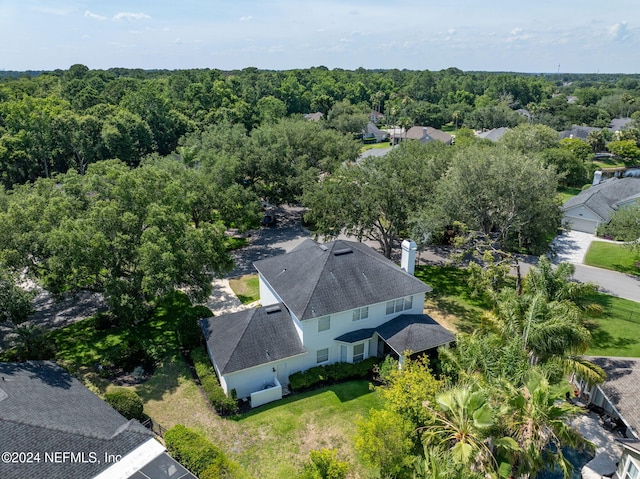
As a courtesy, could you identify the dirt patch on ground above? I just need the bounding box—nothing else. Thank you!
[424,304,459,333]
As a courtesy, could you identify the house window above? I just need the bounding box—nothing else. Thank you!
[318,316,330,332]
[340,345,347,362]
[352,306,369,322]
[386,296,414,315]
[353,343,365,363]
[625,460,639,479]
[317,348,329,363]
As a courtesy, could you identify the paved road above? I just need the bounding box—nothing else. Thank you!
[550,230,640,302]
[573,264,640,302]
[224,214,640,304]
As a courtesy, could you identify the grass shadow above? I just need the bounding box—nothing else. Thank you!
[135,353,192,402]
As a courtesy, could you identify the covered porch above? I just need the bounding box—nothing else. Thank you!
[334,313,455,365]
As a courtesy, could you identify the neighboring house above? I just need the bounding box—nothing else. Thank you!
[574,357,640,479]
[391,126,453,145]
[0,361,196,479]
[559,125,599,141]
[476,127,509,142]
[363,122,388,143]
[610,117,633,132]
[303,112,323,122]
[562,177,640,233]
[369,110,385,124]
[201,239,454,406]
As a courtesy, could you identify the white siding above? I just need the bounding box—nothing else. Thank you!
[563,205,602,233]
[220,291,426,398]
[258,273,281,306]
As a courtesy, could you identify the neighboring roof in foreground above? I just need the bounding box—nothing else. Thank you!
[254,239,431,321]
[589,356,640,439]
[0,361,196,479]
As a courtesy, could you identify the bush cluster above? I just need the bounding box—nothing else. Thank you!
[103,337,160,375]
[191,347,238,415]
[288,358,378,391]
[104,388,145,421]
[164,424,251,478]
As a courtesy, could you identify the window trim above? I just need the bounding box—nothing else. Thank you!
[352,343,365,363]
[386,296,414,315]
[317,348,329,364]
[352,306,369,322]
[318,316,330,332]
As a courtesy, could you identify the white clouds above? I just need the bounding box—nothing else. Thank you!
[609,21,631,42]
[85,11,151,22]
[84,11,108,21]
[113,12,152,21]
[239,16,253,22]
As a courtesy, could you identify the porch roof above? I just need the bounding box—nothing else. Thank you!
[334,314,455,354]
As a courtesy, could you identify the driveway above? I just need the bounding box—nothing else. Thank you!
[550,230,596,264]
[550,230,640,302]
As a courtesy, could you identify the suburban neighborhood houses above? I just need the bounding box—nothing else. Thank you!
[3,65,640,479]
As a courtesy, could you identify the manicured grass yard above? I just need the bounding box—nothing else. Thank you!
[231,380,381,478]
[137,355,381,479]
[415,264,498,333]
[584,241,640,275]
[585,292,640,357]
[359,141,391,152]
[557,186,583,203]
[228,274,261,304]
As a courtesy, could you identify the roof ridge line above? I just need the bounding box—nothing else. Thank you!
[222,308,257,373]
[300,241,336,320]
[0,416,149,441]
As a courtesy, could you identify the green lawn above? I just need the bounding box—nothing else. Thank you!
[359,141,391,152]
[229,274,261,304]
[584,241,640,275]
[231,380,381,478]
[585,292,640,357]
[415,264,499,333]
[137,355,381,479]
[557,186,583,203]
[50,292,196,381]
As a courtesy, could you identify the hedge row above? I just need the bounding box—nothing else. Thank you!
[288,358,379,391]
[164,424,251,478]
[191,347,238,415]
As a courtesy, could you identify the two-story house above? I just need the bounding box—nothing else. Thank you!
[200,239,454,406]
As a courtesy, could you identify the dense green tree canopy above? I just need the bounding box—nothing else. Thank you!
[0,160,233,321]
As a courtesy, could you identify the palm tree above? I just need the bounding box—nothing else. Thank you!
[484,288,605,385]
[496,371,590,479]
[420,384,502,476]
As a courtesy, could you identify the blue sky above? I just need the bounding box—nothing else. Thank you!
[1,0,638,73]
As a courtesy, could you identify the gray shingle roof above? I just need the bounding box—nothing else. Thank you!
[334,314,455,354]
[588,356,640,438]
[254,240,431,321]
[200,304,306,375]
[376,314,455,354]
[558,125,598,140]
[477,127,509,142]
[562,177,640,221]
[0,361,155,479]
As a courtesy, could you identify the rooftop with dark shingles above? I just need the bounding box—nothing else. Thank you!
[254,239,431,321]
